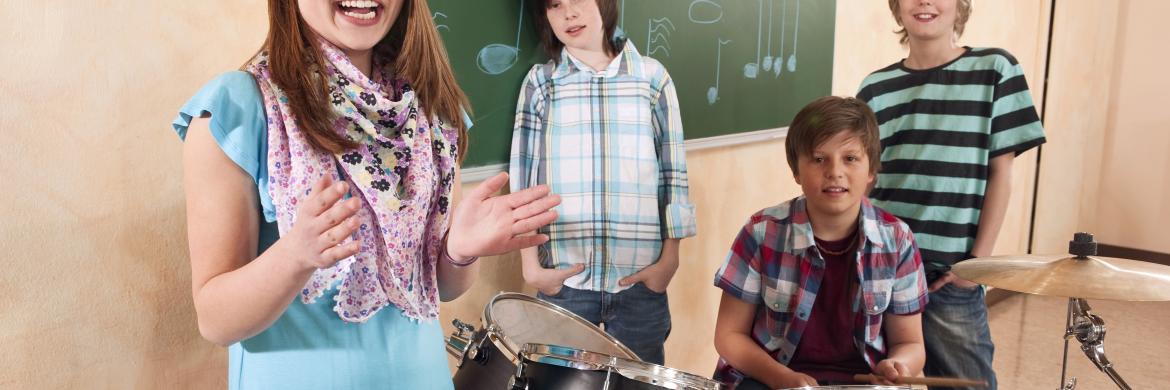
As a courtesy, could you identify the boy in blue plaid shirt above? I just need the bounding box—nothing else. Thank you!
[712,97,928,389]
[508,0,696,364]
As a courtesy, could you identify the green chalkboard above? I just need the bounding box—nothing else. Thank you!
[430,0,836,168]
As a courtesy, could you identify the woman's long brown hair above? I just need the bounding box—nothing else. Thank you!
[257,0,471,163]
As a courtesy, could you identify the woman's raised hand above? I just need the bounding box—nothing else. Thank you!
[446,172,561,260]
[282,176,363,270]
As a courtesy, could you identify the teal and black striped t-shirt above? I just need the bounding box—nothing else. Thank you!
[856,47,1046,272]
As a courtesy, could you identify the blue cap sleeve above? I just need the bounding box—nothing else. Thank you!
[172,71,275,222]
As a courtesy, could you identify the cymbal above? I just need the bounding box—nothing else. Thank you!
[951,254,1170,301]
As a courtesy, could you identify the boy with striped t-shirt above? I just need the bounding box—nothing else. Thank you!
[856,1,1045,389]
[509,0,696,364]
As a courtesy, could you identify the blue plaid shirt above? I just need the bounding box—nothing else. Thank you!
[712,196,928,387]
[510,40,697,293]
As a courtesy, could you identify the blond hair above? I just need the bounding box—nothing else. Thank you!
[888,0,973,45]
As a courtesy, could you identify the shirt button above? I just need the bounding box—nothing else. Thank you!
[872,305,880,311]
[772,302,781,309]
[798,311,807,318]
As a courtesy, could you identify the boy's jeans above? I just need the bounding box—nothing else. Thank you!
[537,282,671,364]
[923,283,997,390]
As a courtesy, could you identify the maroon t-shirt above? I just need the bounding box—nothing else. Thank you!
[787,230,871,384]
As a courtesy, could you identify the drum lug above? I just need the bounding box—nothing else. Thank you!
[445,319,477,367]
[472,324,501,362]
[508,362,529,390]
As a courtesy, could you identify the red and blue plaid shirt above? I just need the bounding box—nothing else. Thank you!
[712,196,928,387]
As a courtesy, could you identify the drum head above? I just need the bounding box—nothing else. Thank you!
[484,293,638,361]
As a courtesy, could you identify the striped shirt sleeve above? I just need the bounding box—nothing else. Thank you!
[651,71,697,239]
[989,54,1046,157]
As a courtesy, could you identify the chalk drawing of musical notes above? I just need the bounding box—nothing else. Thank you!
[774,0,787,77]
[787,0,800,72]
[646,17,675,57]
[621,0,626,29]
[707,38,731,105]
[763,0,774,72]
[689,0,723,24]
[476,0,524,75]
[743,0,763,79]
[433,12,449,32]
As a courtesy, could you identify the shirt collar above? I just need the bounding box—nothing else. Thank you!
[551,38,643,79]
[790,196,887,253]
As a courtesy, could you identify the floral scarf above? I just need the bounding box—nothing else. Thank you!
[247,40,458,322]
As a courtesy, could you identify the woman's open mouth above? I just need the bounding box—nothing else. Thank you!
[337,0,382,23]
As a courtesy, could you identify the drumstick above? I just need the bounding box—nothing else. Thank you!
[853,374,989,388]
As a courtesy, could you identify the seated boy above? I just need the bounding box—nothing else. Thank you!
[712,96,928,389]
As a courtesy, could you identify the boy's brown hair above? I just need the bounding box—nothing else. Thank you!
[785,96,882,175]
[888,0,973,45]
[528,0,623,62]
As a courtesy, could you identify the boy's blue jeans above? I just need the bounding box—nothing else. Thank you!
[923,283,997,390]
[537,282,671,365]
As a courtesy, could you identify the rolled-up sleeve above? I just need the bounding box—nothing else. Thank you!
[651,74,696,239]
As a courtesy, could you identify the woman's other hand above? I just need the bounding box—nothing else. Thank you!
[446,172,560,261]
[280,176,363,270]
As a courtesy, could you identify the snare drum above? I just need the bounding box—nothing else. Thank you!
[514,343,723,390]
[447,293,640,389]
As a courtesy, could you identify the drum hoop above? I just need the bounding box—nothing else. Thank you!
[520,343,723,390]
[786,384,912,386]
[520,343,617,371]
[481,292,639,364]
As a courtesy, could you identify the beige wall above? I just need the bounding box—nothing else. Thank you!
[1031,0,1123,254]
[1,1,267,388]
[1091,1,1170,253]
[1,0,1142,388]
[1032,0,1169,255]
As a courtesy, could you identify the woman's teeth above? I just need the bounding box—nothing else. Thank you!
[341,0,378,8]
[340,0,378,20]
[344,10,376,20]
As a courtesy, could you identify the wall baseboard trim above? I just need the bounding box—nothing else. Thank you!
[1097,243,1170,267]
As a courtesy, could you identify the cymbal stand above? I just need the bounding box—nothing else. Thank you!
[1057,233,1132,389]
[1059,298,1076,390]
[1058,297,1132,390]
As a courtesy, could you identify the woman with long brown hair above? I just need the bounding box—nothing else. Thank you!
[171,0,559,387]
